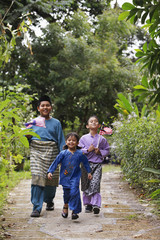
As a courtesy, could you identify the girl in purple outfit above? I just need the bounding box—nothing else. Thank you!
[79,116,110,214]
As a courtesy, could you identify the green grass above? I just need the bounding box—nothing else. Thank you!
[102,163,121,173]
[0,170,31,214]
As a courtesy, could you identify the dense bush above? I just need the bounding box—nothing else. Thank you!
[112,117,160,196]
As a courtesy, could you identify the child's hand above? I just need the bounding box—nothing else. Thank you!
[94,148,101,155]
[48,172,53,180]
[88,173,92,180]
[87,144,95,152]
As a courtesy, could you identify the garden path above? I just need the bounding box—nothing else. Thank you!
[0,166,160,240]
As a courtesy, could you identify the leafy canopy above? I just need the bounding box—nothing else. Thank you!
[119,0,160,106]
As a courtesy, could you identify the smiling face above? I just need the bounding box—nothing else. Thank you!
[66,135,78,152]
[37,101,52,120]
[87,116,100,131]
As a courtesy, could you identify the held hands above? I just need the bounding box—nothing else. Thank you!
[94,147,101,155]
[87,144,95,152]
[88,144,101,155]
[48,172,53,180]
[88,173,92,180]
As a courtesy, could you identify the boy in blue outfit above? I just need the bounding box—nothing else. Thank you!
[48,132,92,220]
[27,95,65,217]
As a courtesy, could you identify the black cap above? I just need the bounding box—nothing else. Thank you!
[38,95,51,106]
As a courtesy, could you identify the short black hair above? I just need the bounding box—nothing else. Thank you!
[63,132,81,150]
[38,95,51,106]
[87,115,99,124]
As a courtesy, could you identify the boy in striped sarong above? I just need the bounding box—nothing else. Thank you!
[26,95,65,217]
[79,116,110,215]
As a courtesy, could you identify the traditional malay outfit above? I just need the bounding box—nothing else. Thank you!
[29,117,65,214]
[79,133,109,213]
[47,149,91,214]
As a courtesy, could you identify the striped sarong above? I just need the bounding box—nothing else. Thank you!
[30,140,59,187]
[81,162,102,196]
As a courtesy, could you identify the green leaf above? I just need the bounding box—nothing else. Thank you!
[138,93,150,102]
[141,105,147,117]
[143,167,160,175]
[127,8,138,20]
[118,11,129,21]
[149,5,158,21]
[149,20,159,33]
[156,110,160,120]
[133,103,139,117]
[133,89,148,97]
[142,42,147,53]
[135,51,145,57]
[19,136,29,148]
[122,3,135,10]
[141,76,149,88]
[133,85,147,90]
[117,93,133,113]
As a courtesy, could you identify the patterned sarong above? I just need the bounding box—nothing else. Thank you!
[81,162,102,196]
[30,140,59,187]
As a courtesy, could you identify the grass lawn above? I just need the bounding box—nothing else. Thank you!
[102,163,121,173]
[0,170,31,214]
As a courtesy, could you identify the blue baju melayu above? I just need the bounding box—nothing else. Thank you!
[29,117,65,213]
[48,149,91,214]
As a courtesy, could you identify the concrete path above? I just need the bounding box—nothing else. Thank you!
[0,167,160,240]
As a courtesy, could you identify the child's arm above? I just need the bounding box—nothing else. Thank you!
[47,152,63,179]
[79,137,95,154]
[78,137,89,154]
[97,138,110,157]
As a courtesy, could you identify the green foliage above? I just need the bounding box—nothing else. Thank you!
[29,9,139,129]
[134,75,160,105]
[119,1,160,106]
[1,5,141,129]
[0,13,32,69]
[0,85,39,179]
[0,86,38,214]
[149,189,160,199]
[114,92,148,118]
[144,167,160,200]
[112,117,160,196]
[0,0,111,30]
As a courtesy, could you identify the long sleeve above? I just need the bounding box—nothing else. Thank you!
[79,137,88,154]
[99,136,110,158]
[48,152,63,174]
[57,121,65,152]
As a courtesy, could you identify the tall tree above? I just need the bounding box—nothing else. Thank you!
[0,4,142,130]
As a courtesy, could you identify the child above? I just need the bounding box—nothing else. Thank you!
[47,132,92,220]
[27,95,65,217]
[79,116,110,214]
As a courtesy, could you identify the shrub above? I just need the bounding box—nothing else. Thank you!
[112,117,160,195]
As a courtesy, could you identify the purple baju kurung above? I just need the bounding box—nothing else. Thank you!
[79,133,110,208]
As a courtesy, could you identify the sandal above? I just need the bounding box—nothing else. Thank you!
[72,212,79,220]
[62,206,68,218]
